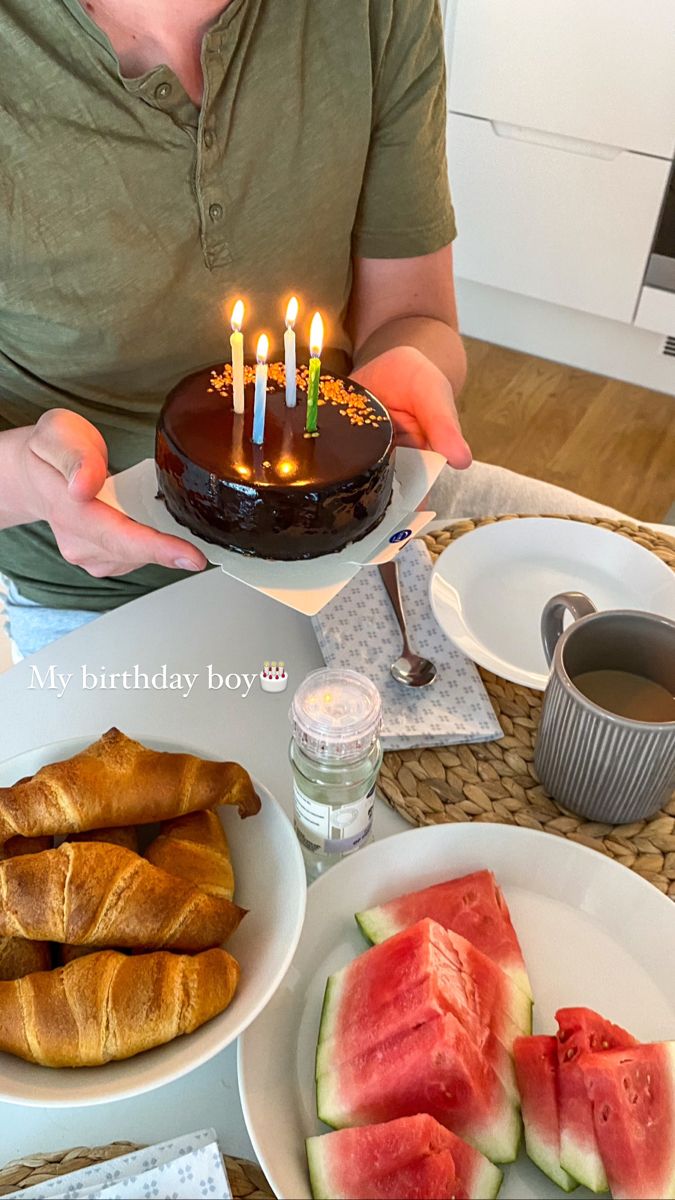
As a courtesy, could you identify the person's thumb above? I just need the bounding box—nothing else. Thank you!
[29,409,109,502]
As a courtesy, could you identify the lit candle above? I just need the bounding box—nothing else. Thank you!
[305,312,323,435]
[252,333,269,445]
[284,296,299,407]
[230,299,245,415]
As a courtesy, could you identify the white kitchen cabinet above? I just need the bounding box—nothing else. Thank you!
[634,286,675,336]
[447,0,675,159]
[447,113,670,323]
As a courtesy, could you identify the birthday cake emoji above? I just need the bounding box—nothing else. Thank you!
[155,307,394,561]
[260,662,289,693]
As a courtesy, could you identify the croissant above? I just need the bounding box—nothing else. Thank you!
[0,836,52,980]
[0,728,260,843]
[60,826,139,963]
[0,842,245,950]
[0,947,239,1066]
[146,810,235,901]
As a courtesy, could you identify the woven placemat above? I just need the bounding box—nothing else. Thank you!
[379,514,675,900]
[0,1142,273,1198]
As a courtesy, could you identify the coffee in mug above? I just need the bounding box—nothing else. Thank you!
[570,669,675,723]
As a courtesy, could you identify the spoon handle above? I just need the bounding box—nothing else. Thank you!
[378,561,411,653]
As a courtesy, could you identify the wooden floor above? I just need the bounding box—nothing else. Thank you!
[457,339,675,523]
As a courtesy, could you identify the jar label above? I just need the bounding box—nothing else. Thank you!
[293,783,375,855]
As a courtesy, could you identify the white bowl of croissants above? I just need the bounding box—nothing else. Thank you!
[0,728,306,1106]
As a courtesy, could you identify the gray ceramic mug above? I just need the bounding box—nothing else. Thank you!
[534,594,675,822]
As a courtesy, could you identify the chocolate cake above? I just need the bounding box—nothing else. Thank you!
[155,363,395,560]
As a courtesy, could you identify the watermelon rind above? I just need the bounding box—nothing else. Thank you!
[306,1136,331,1200]
[524,1126,578,1193]
[355,908,391,945]
[560,1138,606,1194]
[315,975,342,1078]
[316,1066,342,1131]
[518,996,534,1038]
[508,964,535,1003]
[474,1159,504,1199]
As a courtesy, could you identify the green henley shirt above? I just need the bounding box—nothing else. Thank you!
[0,0,455,610]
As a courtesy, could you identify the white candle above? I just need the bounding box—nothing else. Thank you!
[230,299,245,415]
[252,333,269,445]
[284,296,299,407]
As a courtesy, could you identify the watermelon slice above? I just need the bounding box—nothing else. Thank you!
[317,1009,522,1164]
[317,971,518,1101]
[306,1115,503,1200]
[580,1042,675,1200]
[513,1035,577,1192]
[356,869,533,1000]
[316,920,520,1100]
[449,1128,504,1200]
[556,1006,637,1192]
[319,916,526,1041]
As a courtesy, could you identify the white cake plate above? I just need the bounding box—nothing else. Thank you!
[97,448,445,616]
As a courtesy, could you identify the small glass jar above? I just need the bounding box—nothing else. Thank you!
[289,668,383,883]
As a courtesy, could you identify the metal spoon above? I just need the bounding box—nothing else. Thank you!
[378,561,437,688]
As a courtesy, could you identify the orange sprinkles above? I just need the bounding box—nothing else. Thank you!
[209,362,384,429]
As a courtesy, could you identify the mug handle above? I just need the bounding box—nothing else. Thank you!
[541,592,597,667]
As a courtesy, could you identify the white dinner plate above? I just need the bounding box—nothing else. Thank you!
[238,823,675,1200]
[429,518,675,689]
[0,734,306,1107]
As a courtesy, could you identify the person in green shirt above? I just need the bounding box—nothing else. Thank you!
[0,0,470,656]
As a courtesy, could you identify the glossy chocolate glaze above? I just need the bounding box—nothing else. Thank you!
[155,365,394,560]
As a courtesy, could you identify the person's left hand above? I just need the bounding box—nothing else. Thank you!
[351,345,472,468]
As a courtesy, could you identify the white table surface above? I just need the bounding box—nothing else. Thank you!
[1,514,672,1171]
[0,567,407,1169]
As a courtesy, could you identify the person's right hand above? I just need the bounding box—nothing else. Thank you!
[14,410,207,578]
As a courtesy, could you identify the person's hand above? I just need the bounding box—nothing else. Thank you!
[14,410,207,578]
[351,346,472,468]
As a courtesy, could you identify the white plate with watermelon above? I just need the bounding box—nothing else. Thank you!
[237,823,675,1200]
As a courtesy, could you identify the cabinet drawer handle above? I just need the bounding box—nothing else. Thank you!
[490,120,623,161]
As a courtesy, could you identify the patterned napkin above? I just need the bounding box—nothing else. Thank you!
[7,1130,232,1200]
[312,539,501,750]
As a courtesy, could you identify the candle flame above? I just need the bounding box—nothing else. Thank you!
[285,296,299,329]
[310,311,324,358]
[231,299,245,332]
[256,333,269,364]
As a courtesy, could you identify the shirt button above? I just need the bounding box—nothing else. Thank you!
[155,82,172,100]
[209,202,224,222]
[203,130,215,149]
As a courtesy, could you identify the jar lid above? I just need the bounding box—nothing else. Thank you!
[289,668,382,762]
